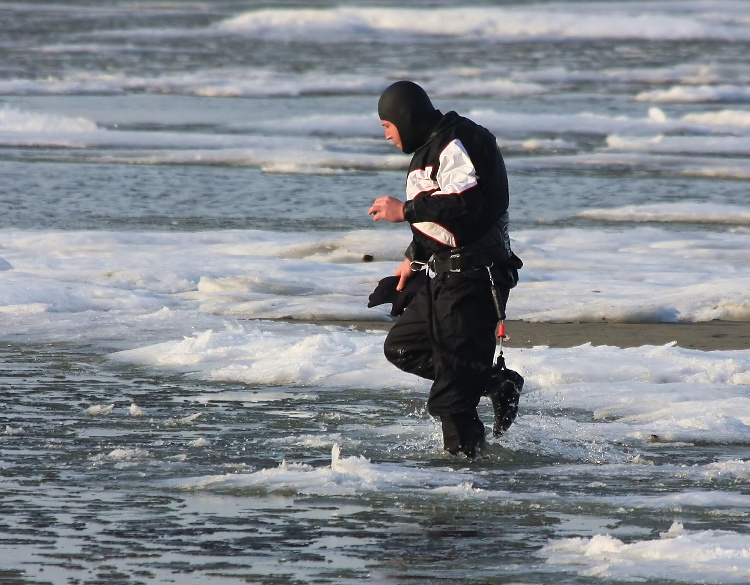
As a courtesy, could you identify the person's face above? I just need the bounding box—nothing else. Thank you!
[381,120,402,151]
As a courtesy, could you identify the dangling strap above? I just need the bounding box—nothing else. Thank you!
[486,265,508,368]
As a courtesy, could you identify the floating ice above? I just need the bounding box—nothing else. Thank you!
[214,6,750,43]
[162,443,474,496]
[637,84,750,103]
[85,403,115,416]
[129,403,145,417]
[165,412,202,426]
[101,448,150,461]
[0,105,98,133]
[189,437,211,447]
[683,109,750,127]
[542,521,750,583]
[576,202,750,225]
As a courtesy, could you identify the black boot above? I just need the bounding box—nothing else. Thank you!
[485,356,524,437]
[440,410,485,458]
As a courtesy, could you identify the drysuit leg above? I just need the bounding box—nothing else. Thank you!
[383,281,434,381]
[383,272,503,455]
[425,273,497,414]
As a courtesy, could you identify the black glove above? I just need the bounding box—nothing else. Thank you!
[367,271,427,316]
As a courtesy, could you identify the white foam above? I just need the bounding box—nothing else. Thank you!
[608,133,750,155]
[189,437,211,447]
[96,448,150,461]
[192,390,319,405]
[111,322,422,391]
[6,100,750,174]
[129,404,146,417]
[1,226,749,350]
[104,313,750,454]
[511,151,750,180]
[0,105,98,133]
[510,225,750,323]
[542,521,750,583]
[162,443,473,496]
[576,202,750,225]
[683,109,750,127]
[512,344,750,446]
[213,5,750,42]
[529,459,750,484]
[4,63,748,108]
[471,106,750,138]
[165,412,202,426]
[0,69,539,99]
[637,84,750,103]
[85,403,115,416]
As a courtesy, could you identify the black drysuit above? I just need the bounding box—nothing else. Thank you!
[377,81,520,455]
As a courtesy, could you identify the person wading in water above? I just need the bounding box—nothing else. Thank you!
[368,80,524,458]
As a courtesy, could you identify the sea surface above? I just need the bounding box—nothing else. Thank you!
[1,1,750,584]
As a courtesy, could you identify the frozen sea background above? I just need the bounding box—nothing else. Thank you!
[1,1,750,583]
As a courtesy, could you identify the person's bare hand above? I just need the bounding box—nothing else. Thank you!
[394,258,414,291]
[368,196,405,223]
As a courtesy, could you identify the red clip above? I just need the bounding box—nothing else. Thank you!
[496,322,507,339]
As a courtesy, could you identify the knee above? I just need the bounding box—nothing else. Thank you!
[383,339,433,379]
[383,328,405,364]
[383,340,403,368]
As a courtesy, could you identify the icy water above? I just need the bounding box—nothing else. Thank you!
[2,1,750,584]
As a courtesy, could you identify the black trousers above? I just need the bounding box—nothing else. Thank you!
[383,268,509,417]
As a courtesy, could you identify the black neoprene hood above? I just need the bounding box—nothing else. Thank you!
[378,80,441,154]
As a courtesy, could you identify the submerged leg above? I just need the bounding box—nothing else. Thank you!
[426,274,497,457]
[440,410,485,458]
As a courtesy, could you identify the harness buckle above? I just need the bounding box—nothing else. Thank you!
[448,253,462,272]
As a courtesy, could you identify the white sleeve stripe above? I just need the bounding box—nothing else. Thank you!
[406,166,436,201]
[433,139,477,196]
[412,221,456,248]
